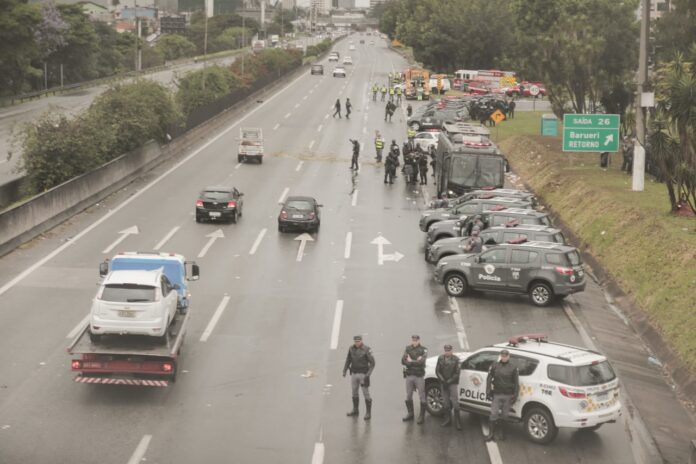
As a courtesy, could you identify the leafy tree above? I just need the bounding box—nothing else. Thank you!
[0,0,42,95]
[210,27,252,52]
[176,65,244,115]
[654,0,696,62]
[48,4,99,83]
[156,34,197,61]
[93,21,130,76]
[186,12,259,53]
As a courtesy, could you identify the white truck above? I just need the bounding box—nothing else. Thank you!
[238,127,264,164]
[270,34,280,47]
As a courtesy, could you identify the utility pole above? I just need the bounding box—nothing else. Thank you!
[633,0,650,192]
[136,14,142,72]
[241,15,245,79]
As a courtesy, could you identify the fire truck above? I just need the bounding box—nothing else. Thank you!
[404,68,431,100]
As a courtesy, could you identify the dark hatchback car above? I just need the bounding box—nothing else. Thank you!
[311,64,324,75]
[195,186,244,223]
[278,196,322,232]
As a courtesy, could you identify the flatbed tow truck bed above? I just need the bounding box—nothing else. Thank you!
[67,312,189,387]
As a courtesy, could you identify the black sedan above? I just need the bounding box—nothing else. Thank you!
[278,196,321,232]
[195,186,244,223]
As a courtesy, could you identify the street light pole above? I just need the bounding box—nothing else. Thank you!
[633,0,650,192]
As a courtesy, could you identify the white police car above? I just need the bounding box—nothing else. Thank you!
[423,334,621,444]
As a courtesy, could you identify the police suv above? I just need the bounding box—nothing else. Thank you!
[433,240,585,306]
[419,197,532,232]
[428,188,538,210]
[423,335,622,444]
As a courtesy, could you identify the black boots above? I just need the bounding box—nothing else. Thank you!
[454,409,462,431]
[364,399,372,421]
[416,402,426,424]
[441,408,452,427]
[495,421,505,440]
[402,400,415,421]
[347,397,359,417]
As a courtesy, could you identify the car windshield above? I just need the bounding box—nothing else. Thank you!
[101,284,157,303]
[553,232,566,244]
[111,260,185,289]
[566,250,582,266]
[286,200,313,210]
[547,361,616,387]
[201,190,230,201]
[539,215,551,226]
[448,155,504,189]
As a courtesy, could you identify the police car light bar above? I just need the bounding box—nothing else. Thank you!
[508,334,548,346]
[507,237,528,244]
[490,205,508,211]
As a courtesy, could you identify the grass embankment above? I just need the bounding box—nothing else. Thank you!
[495,111,696,371]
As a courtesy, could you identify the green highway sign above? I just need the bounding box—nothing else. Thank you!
[562,114,620,152]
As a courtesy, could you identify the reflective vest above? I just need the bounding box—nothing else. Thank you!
[375,138,384,149]
[407,129,416,138]
[381,86,387,93]
[372,85,378,92]
[396,87,402,95]
[389,88,395,95]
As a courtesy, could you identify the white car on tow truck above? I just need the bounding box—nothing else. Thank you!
[424,334,622,444]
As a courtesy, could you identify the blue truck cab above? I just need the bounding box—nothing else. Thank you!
[100,252,200,313]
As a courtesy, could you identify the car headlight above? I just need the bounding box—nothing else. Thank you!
[422,213,431,218]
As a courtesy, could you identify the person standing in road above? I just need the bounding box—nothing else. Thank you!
[389,86,395,102]
[402,335,428,425]
[343,335,376,420]
[374,131,385,162]
[396,86,402,105]
[485,349,519,441]
[372,84,378,102]
[406,104,413,117]
[381,85,387,102]
[345,98,352,119]
[349,139,360,170]
[333,98,342,119]
[436,344,461,430]
[418,152,428,185]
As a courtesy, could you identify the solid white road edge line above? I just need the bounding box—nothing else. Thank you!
[296,160,304,171]
[249,228,267,255]
[278,187,290,204]
[344,232,352,259]
[200,295,231,342]
[449,297,470,350]
[66,314,90,339]
[480,423,503,464]
[0,69,310,298]
[154,226,180,251]
[351,189,358,207]
[311,442,325,464]
[330,300,344,350]
[127,435,153,464]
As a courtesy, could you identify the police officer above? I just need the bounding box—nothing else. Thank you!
[385,151,398,184]
[389,86,395,102]
[418,152,428,185]
[349,139,360,170]
[333,98,342,119]
[463,228,483,253]
[396,86,402,105]
[343,335,376,420]
[407,127,416,140]
[436,344,461,430]
[467,214,484,236]
[485,349,519,441]
[402,335,428,424]
[381,85,387,102]
[374,131,385,162]
[406,104,413,117]
[372,83,378,101]
[345,98,352,119]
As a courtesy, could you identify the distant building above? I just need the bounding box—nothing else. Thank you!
[311,0,330,14]
[281,0,295,9]
[160,15,186,34]
[651,0,672,18]
[369,0,384,10]
[79,1,111,21]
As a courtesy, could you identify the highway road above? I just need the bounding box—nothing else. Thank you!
[0,36,682,464]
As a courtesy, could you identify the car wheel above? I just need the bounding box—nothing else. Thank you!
[529,282,554,307]
[195,216,202,223]
[88,330,101,343]
[238,155,243,163]
[444,273,468,297]
[425,380,445,416]
[278,224,285,233]
[523,406,558,444]
[231,211,238,223]
[410,122,421,131]
[258,157,263,164]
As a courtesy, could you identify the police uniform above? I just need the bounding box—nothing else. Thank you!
[375,135,385,162]
[407,128,416,139]
[396,86,402,104]
[381,86,387,101]
[418,153,428,185]
[486,350,519,441]
[343,335,376,420]
[372,84,378,101]
[349,139,360,170]
[345,98,352,119]
[436,345,461,429]
[402,335,428,424]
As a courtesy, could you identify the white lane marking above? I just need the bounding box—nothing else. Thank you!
[294,103,300,109]
[449,297,470,350]
[234,162,242,170]
[303,95,308,100]
[480,423,503,464]
[563,302,598,350]
[309,140,315,150]
[273,123,280,130]
[127,435,153,464]
[324,114,329,120]
[330,300,344,350]
[351,189,358,207]
[0,69,310,299]
[344,232,352,259]
[309,89,314,94]
[296,160,304,171]
[362,126,366,134]
[154,226,180,251]
[317,124,323,132]
[311,442,325,464]
[102,225,139,254]
[249,228,267,255]
[278,187,290,204]
[197,229,224,258]
[284,112,291,119]
[200,295,231,342]
[295,233,314,262]
[66,314,90,339]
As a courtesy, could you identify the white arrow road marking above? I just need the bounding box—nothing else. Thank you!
[102,225,139,254]
[154,226,180,251]
[278,187,290,204]
[200,295,230,342]
[370,234,404,265]
[127,435,153,464]
[294,233,314,262]
[330,300,343,350]
[249,228,267,255]
[351,189,358,206]
[198,229,224,258]
[344,232,352,259]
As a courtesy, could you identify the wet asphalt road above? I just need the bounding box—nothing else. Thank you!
[0,36,665,464]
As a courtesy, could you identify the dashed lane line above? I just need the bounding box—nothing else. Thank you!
[351,189,358,207]
[273,123,280,130]
[448,297,470,350]
[284,112,291,119]
[296,160,304,171]
[309,140,315,150]
[200,295,231,342]
[249,228,267,255]
[344,232,352,259]
[330,300,344,350]
[234,162,242,170]
[278,187,290,204]
[127,435,153,464]
[154,226,180,251]
[317,124,323,132]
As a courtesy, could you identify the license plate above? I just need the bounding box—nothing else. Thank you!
[292,214,304,219]
[118,310,135,318]
[209,212,221,217]
[595,392,608,401]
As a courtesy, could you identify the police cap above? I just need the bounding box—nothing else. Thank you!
[353,335,363,341]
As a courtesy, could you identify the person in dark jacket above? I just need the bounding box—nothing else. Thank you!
[333,99,342,118]
[436,344,461,429]
[349,139,360,170]
[402,335,428,424]
[485,349,519,441]
[343,335,376,420]
[418,153,429,185]
[345,98,352,119]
